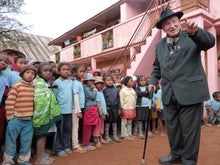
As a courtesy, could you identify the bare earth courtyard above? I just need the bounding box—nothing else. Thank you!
[42,126,220,165]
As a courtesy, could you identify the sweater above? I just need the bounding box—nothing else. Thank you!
[120,86,136,109]
[135,85,150,106]
[103,85,121,110]
[5,79,35,120]
[83,84,97,112]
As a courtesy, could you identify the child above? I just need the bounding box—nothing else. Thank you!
[28,60,41,70]
[94,76,107,147]
[47,61,56,71]
[85,65,92,73]
[0,53,9,102]
[53,63,73,157]
[90,70,101,77]
[71,65,86,153]
[113,69,120,75]
[0,51,24,77]
[112,74,117,83]
[205,91,220,127]
[0,53,9,156]
[6,55,26,89]
[135,75,153,138]
[114,82,122,92]
[48,70,59,85]
[103,74,121,143]
[82,73,99,151]
[120,76,136,140]
[2,65,36,165]
[155,88,166,137]
[117,74,122,81]
[33,63,62,164]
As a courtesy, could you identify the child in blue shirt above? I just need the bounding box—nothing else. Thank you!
[6,55,26,89]
[71,65,86,153]
[53,62,73,157]
[135,75,153,138]
[205,91,220,127]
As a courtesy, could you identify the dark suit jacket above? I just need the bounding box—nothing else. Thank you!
[149,28,215,105]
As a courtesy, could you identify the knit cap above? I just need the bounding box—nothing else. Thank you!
[19,65,37,79]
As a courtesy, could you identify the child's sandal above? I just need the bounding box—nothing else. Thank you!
[96,142,101,149]
[73,146,86,153]
[35,157,53,165]
[100,139,108,144]
[139,135,145,139]
[105,137,113,144]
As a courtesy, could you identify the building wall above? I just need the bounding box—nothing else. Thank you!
[60,46,74,62]
[210,0,220,18]
[216,35,220,89]
[120,1,144,22]
[97,58,119,70]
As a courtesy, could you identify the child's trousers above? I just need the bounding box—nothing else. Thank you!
[72,109,80,149]
[3,118,33,165]
[206,109,219,125]
[82,125,94,146]
[54,114,72,154]
[93,117,104,137]
[121,119,132,137]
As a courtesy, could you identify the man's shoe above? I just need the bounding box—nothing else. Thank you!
[159,154,182,164]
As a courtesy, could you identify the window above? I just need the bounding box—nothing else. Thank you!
[73,44,81,59]
[102,30,113,50]
[55,52,60,63]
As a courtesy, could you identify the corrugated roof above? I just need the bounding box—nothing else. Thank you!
[0,32,60,62]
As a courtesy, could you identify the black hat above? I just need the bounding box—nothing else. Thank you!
[156,8,184,29]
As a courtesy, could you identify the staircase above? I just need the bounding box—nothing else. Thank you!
[107,0,166,75]
[108,0,210,76]
[127,27,161,76]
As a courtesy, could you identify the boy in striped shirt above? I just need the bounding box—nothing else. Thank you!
[3,65,36,165]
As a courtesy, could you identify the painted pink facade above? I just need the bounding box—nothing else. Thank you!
[49,0,220,96]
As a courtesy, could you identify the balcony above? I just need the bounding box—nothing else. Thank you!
[50,0,210,64]
[50,11,150,63]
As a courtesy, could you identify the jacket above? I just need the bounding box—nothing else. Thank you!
[149,28,215,105]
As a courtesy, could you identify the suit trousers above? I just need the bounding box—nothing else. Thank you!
[163,95,202,165]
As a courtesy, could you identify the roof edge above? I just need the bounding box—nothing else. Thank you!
[48,0,124,46]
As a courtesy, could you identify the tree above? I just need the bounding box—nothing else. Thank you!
[0,0,31,49]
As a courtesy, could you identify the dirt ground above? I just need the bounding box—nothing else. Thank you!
[48,126,220,165]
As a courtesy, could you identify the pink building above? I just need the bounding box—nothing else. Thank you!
[49,0,220,95]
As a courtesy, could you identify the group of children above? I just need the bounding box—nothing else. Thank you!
[0,51,219,165]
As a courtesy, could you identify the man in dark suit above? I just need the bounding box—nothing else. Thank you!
[148,9,215,165]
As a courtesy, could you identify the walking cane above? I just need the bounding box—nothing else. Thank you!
[141,88,154,164]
